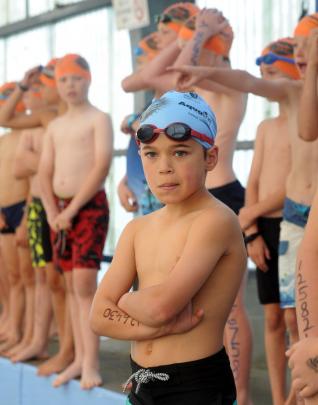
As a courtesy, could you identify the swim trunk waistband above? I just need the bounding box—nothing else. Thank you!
[208,180,245,215]
[54,189,106,209]
[127,348,236,404]
[283,197,310,228]
[31,196,42,204]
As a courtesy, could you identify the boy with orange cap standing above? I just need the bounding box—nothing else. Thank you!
[0,60,74,376]
[40,53,113,389]
[0,83,30,354]
[237,38,298,405]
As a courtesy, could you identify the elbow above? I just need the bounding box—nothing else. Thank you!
[299,129,317,142]
[121,78,130,93]
[147,300,175,326]
[89,306,105,337]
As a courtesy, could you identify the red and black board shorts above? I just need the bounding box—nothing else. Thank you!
[51,190,109,272]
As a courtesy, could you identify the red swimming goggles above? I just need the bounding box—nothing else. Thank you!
[136,123,214,146]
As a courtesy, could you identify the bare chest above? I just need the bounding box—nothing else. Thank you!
[53,120,94,153]
[135,222,190,286]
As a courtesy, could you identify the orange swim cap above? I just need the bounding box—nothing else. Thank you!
[136,32,159,61]
[294,13,318,37]
[178,13,233,57]
[55,54,91,82]
[0,82,25,113]
[40,58,58,88]
[259,38,300,80]
[156,2,200,33]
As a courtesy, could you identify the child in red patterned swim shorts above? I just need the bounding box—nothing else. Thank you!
[39,53,113,390]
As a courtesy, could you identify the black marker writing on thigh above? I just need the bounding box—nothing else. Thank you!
[297,260,315,337]
[227,303,240,380]
[103,308,140,327]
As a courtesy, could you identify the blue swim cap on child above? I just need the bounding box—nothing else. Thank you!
[139,90,217,149]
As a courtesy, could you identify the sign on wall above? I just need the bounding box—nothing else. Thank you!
[112,0,150,30]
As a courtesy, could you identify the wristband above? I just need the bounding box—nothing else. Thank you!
[244,232,261,245]
[17,82,29,92]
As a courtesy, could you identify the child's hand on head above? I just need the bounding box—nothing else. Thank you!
[195,8,228,38]
[287,338,318,399]
[21,66,42,88]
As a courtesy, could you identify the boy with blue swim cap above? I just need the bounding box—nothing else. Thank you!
[91,90,245,405]
[138,90,217,149]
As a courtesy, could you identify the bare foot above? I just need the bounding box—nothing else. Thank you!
[11,343,49,363]
[6,338,31,358]
[52,360,82,388]
[0,335,20,354]
[80,367,103,390]
[37,351,74,376]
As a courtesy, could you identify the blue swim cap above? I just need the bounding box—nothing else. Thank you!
[139,90,217,149]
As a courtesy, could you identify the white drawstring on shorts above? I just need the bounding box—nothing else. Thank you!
[123,368,170,394]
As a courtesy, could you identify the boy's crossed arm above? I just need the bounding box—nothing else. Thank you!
[117,210,243,328]
[90,220,203,341]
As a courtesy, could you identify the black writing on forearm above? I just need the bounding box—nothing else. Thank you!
[297,260,315,337]
[191,31,205,66]
[307,356,318,373]
[103,308,140,327]
[227,303,240,381]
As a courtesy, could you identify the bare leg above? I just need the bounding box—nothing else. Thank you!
[0,234,24,352]
[224,275,253,405]
[284,308,300,405]
[11,266,52,362]
[74,268,102,389]
[0,248,10,332]
[37,263,74,376]
[6,245,35,355]
[52,271,82,387]
[263,304,287,405]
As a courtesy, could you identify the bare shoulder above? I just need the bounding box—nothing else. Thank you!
[191,202,242,243]
[90,107,112,125]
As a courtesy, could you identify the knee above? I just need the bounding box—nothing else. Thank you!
[47,270,64,293]
[8,270,22,287]
[265,309,284,332]
[75,278,96,300]
[284,310,298,335]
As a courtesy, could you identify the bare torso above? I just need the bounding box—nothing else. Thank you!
[258,116,291,216]
[196,88,247,188]
[51,107,104,197]
[131,201,245,367]
[28,128,45,198]
[285,91,318,205]
[0,131,29,206]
